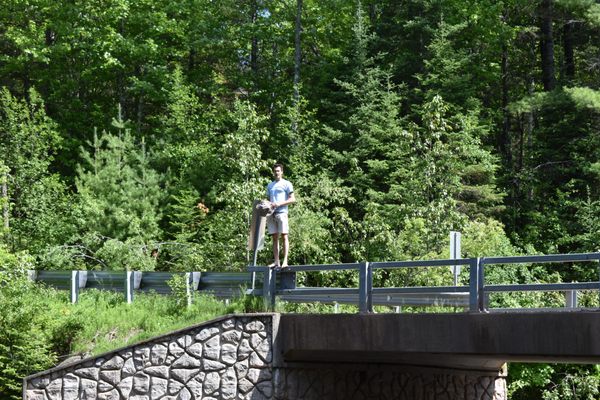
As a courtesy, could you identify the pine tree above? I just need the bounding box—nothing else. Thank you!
[72,108,163,269]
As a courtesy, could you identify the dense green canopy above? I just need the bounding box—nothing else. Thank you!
[1,0,600,398]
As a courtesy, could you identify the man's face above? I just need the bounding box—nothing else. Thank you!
[273,166,283,180]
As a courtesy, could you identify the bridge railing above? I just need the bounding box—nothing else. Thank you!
[248,252,600,313]
[15,252,600,312]
[478,253,600,311]
[249,259,478,312]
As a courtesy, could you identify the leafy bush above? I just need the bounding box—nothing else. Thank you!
[509,363,600,400]
[0,249,57,400]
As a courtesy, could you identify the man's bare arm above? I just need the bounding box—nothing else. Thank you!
[272,192,296,208]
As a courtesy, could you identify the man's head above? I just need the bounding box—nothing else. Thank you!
[272,163,284,180]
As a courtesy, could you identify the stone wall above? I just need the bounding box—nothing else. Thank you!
[24,315,274,400]
[24,313,506,400]
[273,365,506,400]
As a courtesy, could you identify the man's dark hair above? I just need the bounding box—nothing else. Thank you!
[272,163,284,171]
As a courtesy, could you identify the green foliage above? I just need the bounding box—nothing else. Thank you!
[1,0,600,396]
[0,250,56,400]
[574,192,600,252]
[56,111,165,270]
[587,4,600,26]
[64,288,264,355]
[187,99,270,270]
[167,273,189,310]
[0,88,72,252]
[510,363,600,400]
[461,219,525,258]
[564,87,600,111]
[76,121,163,243]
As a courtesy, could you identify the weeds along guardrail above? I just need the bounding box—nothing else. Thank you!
[18,252,600,312]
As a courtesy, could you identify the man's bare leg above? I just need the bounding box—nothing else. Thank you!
[271,234,280,267]
[281,233,289,268]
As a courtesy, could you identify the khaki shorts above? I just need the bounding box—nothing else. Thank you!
[267,213,289,235]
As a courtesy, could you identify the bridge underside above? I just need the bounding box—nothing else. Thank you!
[278,312,600,372]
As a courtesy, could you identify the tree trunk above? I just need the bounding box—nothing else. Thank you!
[501,42,511,167]
[40,28,56,104]
[250,0,258,75]
[188,49,196,74]
[137,94,143,134]
[2,171,8,232]
[563,20,575,81]
[526,35,536,202]
[293,0,303,104]
[539,0,556,91]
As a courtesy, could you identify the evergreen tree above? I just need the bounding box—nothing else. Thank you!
[71,109,163,270]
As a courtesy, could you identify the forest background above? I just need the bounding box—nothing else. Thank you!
[1,0,600,398]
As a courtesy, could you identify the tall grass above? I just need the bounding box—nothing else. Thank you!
[43,287,264,360]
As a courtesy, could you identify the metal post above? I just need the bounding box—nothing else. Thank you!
[469,258,479,312]
[565,290,578,308]
[478,258,486,312]
[450,231,462,286]
[71,270,79,304]
[186,272,193,308]
[358,262,372,313]
[187,272,200,307]
[126,271,134,304]
[598,254,600,308]
[367,262,373,312]
[27,270,37,282]
[280,270,296,290]
[263,268,276,311]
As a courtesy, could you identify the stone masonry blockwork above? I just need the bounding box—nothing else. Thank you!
[24,315,273,400]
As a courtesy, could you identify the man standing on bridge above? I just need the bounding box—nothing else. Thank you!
[267,163,295,269]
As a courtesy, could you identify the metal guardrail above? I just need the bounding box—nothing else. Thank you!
[478,252,600,311]
[248,252,600,313]
[26,270,253,304]
[21,252,600,312]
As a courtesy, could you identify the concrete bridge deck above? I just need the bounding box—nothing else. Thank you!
[278,311,600,371]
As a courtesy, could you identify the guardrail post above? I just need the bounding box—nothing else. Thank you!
[280,270,296,290]
[27,269,37,282]
[469,258,479,312]
[478,258,486,312]
[597,253,600,307]
[71,270,79,304]
[358,262,372,313]
[186,272,193,307]
[186,272,201,307]
[263,268,276,311]
[367,262,373,312]
[565,290,578,308]
[126,271,134,304]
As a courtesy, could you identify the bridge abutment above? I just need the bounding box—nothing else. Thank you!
[24,313,509,400]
